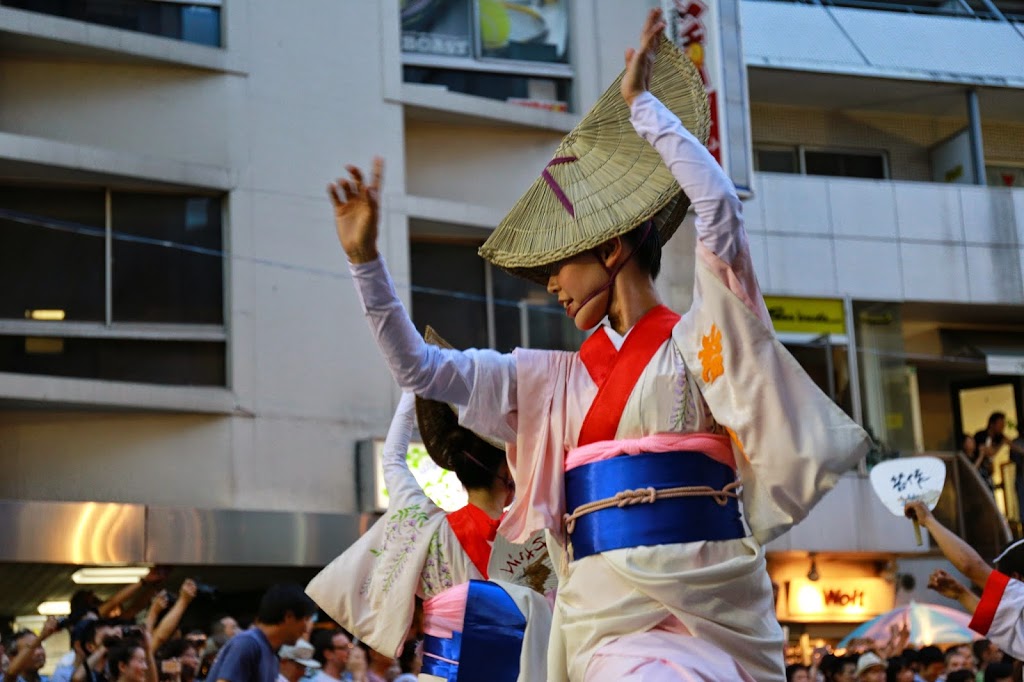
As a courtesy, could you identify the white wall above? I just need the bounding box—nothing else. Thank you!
[0,1,407,513]
[745,172,1024,304]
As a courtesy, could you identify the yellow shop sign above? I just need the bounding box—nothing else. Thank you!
[763,297,845,335]
[785,578,894,623]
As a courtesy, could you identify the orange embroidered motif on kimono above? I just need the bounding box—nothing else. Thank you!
[698,324,724,384]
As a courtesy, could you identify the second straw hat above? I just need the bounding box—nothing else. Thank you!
[479,35,710,284]
[415,327,505,473]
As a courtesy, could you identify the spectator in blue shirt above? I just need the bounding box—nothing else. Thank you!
[205,585,315,682]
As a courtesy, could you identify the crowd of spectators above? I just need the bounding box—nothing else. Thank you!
[0,574,420,682]
[787,638,1017,682]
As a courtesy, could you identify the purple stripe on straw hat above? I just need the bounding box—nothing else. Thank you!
[542,156,577,218]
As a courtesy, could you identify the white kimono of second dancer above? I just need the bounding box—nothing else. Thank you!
[306,393,482,659]
[347,92,869,680]
[307,394,553,681]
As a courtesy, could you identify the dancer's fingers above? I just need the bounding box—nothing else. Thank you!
[327,183,344,208]
[370,156,384,192]
[347,165,364,190]
[339,179,357,201]
[643,7,662,37]
[624,47,635,68]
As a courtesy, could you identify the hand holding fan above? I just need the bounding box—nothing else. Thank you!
[869,456,946,546]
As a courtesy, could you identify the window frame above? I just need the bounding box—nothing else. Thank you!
[400,0,575,80]
[753,143,891,179]
[798,145,891,180]
[0,184,227,346]
[408,235,579,352]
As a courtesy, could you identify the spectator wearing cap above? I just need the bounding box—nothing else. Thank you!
[855,652,886,682]
[204,585,315,682]
[276,640,318,682]
[309,630,351,682]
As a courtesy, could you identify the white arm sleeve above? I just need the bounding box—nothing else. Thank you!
[349,257,517,442]
[379,392,425,507]
[630,91,745,265]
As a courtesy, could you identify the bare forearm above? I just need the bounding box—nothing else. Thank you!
[922,516,992,588]
[959,590,981,613]
[152,600,190,652]
[99,582,142,617]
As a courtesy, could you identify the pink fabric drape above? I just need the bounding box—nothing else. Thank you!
[564,432,736,471]
[421,583,468,639]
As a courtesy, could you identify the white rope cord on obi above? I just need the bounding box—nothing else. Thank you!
[561,480,742,562]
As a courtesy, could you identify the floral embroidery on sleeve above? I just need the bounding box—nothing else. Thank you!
[420,531,454,597]
[363,504,430,595]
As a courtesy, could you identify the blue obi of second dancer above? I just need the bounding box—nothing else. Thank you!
[564,450,747,561]
[420,580,527,682]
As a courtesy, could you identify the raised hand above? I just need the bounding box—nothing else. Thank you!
[928,568,967,599]
[40,616,60,640]
[904,499,934,526]
[327,158,384,264]
[621,8,666,106]
[180,579,198,602]
[151,590,171,613]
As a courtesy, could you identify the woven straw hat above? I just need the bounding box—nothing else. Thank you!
[479,36,710,284]
[415,327,505,473]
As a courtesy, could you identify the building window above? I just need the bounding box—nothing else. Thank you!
[754,145,889,180]
[804,150,887,179]
[410,239,584,353]
[401,0,573,111]
[0,183,226,386]
[2,0,222,47]
[754,147,799,174]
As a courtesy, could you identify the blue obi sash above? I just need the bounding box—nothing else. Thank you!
[564,450,746,561]
[420,580,527,682]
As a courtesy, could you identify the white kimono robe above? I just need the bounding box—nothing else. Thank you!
[306,393,553,678]
[347,92,871,680]
[306,393,482,658]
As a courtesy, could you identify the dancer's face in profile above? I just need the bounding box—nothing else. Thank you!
[545,240,622,332]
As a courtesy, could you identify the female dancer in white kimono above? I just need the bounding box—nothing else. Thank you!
[306,387,551,682]
[327,10,869,680]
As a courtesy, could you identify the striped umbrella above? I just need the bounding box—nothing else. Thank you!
[838,601,980,648]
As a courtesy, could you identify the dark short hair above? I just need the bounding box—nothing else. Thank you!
[947,671,974,682]
[989,412,1007,427]
[985,661,1014,682]
[973,639,993,661]
[786,663,809,681]
[158,638,197,661]
[919,645,945,665]
[619,221,663,280]
[256,584,316,625]
[995,539,1024,577]
[311,628,348,665]
[106,640,145,679]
